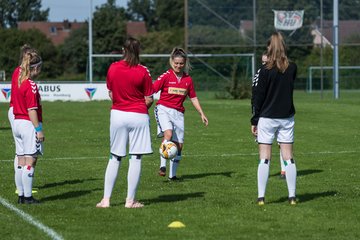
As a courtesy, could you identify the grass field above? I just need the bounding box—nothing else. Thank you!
[0,91,360,240]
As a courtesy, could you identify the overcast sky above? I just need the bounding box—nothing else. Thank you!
[41,0,128,22]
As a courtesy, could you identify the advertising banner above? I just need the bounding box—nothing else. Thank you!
[273,10,304,30]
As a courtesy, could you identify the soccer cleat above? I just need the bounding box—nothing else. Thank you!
[17,196,25,204]
[288,197,297,205]
[280,171,286,179]
[24,196,40,204]
[257,197,265,206]
[158,167,166,177]
[168,176,180,181]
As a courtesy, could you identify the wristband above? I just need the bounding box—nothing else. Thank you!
[35,123,42,132]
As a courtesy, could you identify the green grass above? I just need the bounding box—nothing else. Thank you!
[0,90,360,240]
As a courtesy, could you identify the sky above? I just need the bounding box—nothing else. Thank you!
[41,0,128,22]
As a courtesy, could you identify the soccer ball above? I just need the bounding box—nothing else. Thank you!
[159,141,178,159]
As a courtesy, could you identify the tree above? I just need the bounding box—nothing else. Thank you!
[0,28,61,80]
[59,0,127,79]
[0,0,49,28]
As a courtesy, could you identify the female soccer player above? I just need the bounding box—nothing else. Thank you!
[252,52,286,179]
[13,48,43,204]
[251,32,297,205]
[8,44,33,203]
[153,47,208,180]
[96,37,153,209]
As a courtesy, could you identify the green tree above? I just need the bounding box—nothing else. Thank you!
[0,28,61,80]
[59,0,127,79]
[0,0,48,28]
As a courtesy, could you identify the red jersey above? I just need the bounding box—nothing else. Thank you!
[13,79,42,122]
[106,60,153,114]
[153,69,196,113]
[9,66,20,107]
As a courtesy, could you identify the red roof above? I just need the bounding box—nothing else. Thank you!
[18,21,85,45]
[126,21,147,37]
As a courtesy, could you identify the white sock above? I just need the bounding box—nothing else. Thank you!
[22,165,34,197]
[169,153,181,178]
[15,165,24,196]
[127,155,142,201]
[160,156,166,168]
[257,159,270,198]
[284,159,297,197]
[103,155,121,198]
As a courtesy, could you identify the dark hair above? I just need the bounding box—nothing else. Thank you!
[169,47,191,73]
[123,37,141,67]
[19,49,42,86]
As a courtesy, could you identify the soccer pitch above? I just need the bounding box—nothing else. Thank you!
[0,91,359,240]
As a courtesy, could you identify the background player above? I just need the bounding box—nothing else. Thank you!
[13,48,44,204]
[153,47,208,180]
[96,37,153,209]
[8,44,33,202]
[251,32,297,205]
[252,52,286,179]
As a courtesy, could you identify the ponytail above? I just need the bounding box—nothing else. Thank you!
[18,49,42,86]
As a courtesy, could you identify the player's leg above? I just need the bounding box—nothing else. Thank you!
[22,155,39,204]
[125,113,152,208]
[278,116,296,204]
[256,117,276,205]
[97,110,127,208]
[13,120,25,203]
[155,105,173,176]
[279,144,286,179]
[168,112,184,181]
[257,144,272,204]
[125,154,144,208]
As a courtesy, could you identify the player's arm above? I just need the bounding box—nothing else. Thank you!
[28,109,44,142]
[108,91,113,100]
[190,97,208,126]
[145,95,154,109]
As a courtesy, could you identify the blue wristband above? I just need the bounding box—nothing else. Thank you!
[35,123,42,132]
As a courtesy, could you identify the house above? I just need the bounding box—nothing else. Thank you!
[18,20,85,46]
[239,19,360,47]
[311,20,360,47]
[17,20,147,46]
[126,21,147,37]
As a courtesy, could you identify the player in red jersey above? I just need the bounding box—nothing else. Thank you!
[96,37,153,209]
[8,44,33,203]
[13,48,43,204]
[153,47,208,180]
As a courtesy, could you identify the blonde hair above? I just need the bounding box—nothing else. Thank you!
[169,47,191,73]
[19,49,42,86]
[266,32,289,73]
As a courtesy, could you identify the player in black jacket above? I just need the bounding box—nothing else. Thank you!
[251,32,297,205]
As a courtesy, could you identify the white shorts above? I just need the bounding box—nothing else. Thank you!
[257,116,294,144]
[110,110,152,157]
[14,119,43,156]
[8,107,15,139]
[154,104,184,143]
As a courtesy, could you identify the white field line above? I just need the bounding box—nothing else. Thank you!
[0,150,358,162]
[0,196,64,240]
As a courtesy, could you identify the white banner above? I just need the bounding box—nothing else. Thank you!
[0,83,110,102]
[273,10,304,30]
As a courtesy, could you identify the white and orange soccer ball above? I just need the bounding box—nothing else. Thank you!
[159,141,178,160]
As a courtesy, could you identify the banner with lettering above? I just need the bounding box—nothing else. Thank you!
[273,10,304,30]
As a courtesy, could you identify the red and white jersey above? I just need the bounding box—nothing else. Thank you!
[106,60,153,114]
[9,66,21,107]
[13,79,42,122]
[153,69,196,113]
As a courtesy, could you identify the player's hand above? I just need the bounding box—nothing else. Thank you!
[36,131,45,142]
[201,114,208,126]
[251,125,257,137]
